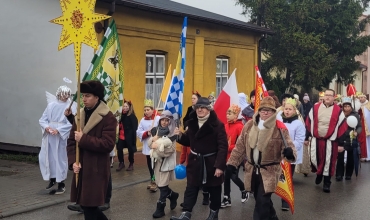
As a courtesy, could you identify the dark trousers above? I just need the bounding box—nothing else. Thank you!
[252,173,276,220]
[117,139,134,164]
[281,164,295,206]
[224,166,245,196]
[81,206,108,220]
[105,174,112,204]
[336,151,354,178]
[146,155,154,179]
[183,185,222,212]
[159,185,173,202]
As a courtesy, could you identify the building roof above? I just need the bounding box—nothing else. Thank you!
[103,0,273,35]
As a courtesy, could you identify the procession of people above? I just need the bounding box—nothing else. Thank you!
[37,76,370,220]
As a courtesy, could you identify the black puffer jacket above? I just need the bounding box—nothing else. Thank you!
[338,111,362,151]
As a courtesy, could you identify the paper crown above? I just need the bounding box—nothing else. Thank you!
[319,92,325,97]
[285,98,297,107]
[144,99,154,107]
[228,104,241,115]
[341,96,352,104]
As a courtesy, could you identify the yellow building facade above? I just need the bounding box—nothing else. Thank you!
[96,0,272,115]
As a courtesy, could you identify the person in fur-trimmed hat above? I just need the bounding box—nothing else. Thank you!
[227,96,296,219]
[67,80,117,219]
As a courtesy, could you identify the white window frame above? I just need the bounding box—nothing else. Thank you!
[145,54,165,109]
[216,58,229,97]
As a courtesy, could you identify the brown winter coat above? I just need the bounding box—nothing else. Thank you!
[67,102,117,207]
[227,112,297,194]
[177,111,228,187]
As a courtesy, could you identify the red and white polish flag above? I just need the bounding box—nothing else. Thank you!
[213,68,239,125]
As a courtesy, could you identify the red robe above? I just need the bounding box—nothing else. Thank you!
[358,108,367,158]
[306,103,347,176]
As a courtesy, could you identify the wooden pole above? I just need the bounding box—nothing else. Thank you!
[75,59,81,187]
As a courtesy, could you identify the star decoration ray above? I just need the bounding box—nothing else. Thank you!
[50,0,111,68]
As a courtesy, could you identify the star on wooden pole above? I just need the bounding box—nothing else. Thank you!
[50,0,110,186]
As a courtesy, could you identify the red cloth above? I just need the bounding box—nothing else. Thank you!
[119,122,125,140]
[179,146,191,165]
[141,110,160,140]
[358,109,367,158]
[225,120,244,161]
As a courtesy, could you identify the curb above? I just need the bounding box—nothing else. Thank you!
[0,178,149,219]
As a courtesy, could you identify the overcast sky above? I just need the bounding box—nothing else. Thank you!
[171,0,370,22]
[171,0,248,21]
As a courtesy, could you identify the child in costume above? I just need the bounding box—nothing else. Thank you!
[136,99,160,192]
[39,84,76,194]
[148,110,179,218]
[221,104,249,208]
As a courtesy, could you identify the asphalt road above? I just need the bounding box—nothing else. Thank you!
[4,163,370,220]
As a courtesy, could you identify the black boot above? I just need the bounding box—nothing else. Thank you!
[202,192,210,205]
[46,178,56,190]
[170,211,192,220]
[67,204,84,213]
[206,209,219,220]
[315,175,323,185]
[167,190,179,210]
[323,176,331,193]
[153,201,166,218]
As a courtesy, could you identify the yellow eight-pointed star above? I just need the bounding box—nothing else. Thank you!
[50,0,110,69]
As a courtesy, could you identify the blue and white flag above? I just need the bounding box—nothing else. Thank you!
[164,17,187,120]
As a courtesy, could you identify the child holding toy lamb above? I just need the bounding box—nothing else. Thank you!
[148,110,179,218]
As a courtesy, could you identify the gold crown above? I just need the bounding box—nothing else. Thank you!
[356,91,366,97]
[335,94,342,101]
[285,98,297,107]
[144,99,154,107]
[319,92,325,97]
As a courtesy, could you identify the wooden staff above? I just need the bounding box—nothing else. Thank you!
[75,65,81,187]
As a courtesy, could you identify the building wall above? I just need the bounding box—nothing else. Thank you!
[96,2,259,114]
[355,14,370,94]
[0,1,260,149]
[0,0,94,147]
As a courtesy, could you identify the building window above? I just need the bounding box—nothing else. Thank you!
[145,54,165,109]
[216,58,229,97]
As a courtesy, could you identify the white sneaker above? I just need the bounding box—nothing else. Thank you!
[241,191,249,203]
[221,196,231,208]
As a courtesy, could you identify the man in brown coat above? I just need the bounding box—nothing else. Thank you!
[67,80,117,220]
[171,97,228,220]
[227,96,297,220]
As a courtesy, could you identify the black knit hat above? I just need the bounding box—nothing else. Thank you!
[80,80,105,101]
[250,90,255,98]
[280,93,294,102]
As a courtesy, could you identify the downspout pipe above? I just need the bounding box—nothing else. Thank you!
[104,0,116,32]
[258,33,267,71]
[361,66,367,93]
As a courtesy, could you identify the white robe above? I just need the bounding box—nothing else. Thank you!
[277,115,306,164]
[39,101,75,182]
[136,116,160,155]
[363,107,370,161]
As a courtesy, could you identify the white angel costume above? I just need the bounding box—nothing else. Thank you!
[39,87,76,183]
